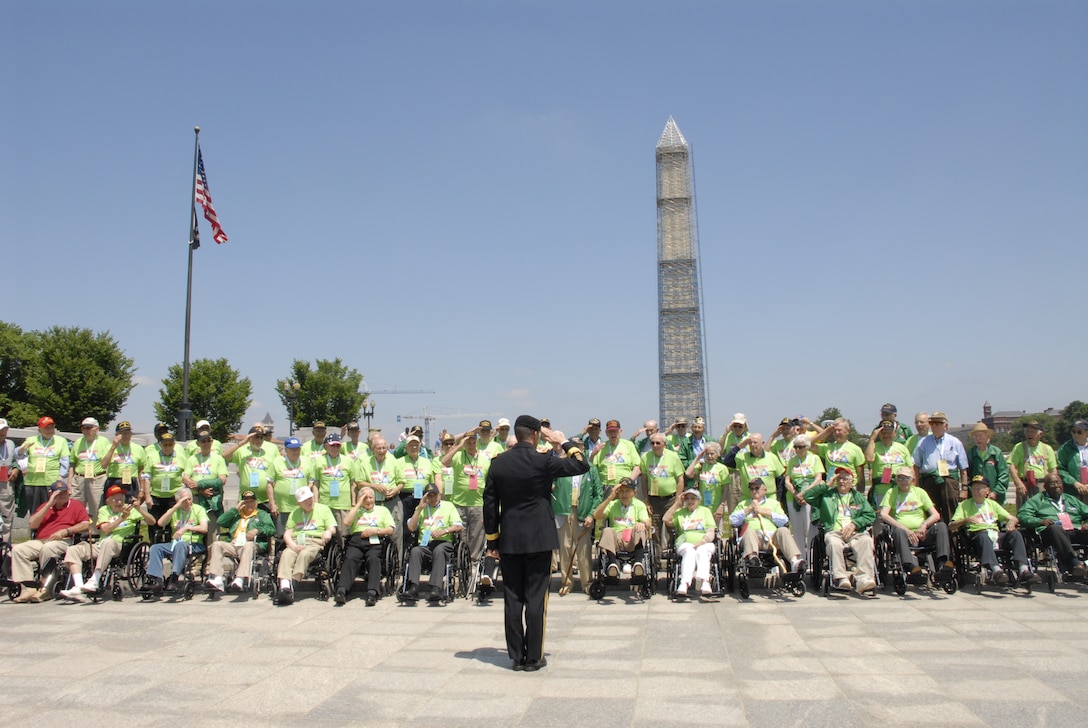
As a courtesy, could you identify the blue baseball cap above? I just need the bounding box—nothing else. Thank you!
[284,437,301,449]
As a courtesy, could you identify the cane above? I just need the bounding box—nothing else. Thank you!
[559,525,591,597]
[756,512,788,575]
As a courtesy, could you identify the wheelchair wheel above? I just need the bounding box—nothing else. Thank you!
[588,580,605,600]
[894,574,907,596]
[126,542,150,593]
[1046,571,1057,593]
[942,575,958,595]
[382,539,400,597]
[790,579,806,598]
[111,573,124,602]
[738,577,750,599]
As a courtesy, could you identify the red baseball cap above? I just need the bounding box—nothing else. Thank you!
[37,416,55,428]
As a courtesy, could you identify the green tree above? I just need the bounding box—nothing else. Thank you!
[276,358,366,427]
[1056,401,1088,443]
[1008,413,1059,448]
[20,326,136,431]
[155,358,252,441]
[0,321,34,426]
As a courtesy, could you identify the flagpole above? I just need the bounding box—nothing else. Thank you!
[180,126,200,442]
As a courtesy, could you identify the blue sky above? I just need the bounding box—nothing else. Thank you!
[3,1,1085,442]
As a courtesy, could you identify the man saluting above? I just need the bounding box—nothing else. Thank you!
[484,416,589,672]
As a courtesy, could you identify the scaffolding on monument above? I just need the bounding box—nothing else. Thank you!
[655,116,710,431]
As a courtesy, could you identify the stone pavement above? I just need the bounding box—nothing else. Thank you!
[1,577,1087,727]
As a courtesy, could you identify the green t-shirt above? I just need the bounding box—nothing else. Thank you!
[639,449,685,497]
[785,452,825,490]
[696,462,730,512]
[22,435,71,487]
[311,454,354,511]
[448,450,491,508]
[71,435,111,478]
[674,505,716,546]
[952,498,1013,533]
[96,504,145,543]
[1009,442,1057,482]
[730,496,788,529]
[186,451,228,482]
[432,455,454,496]
[592,440,641,487]
[396,455,436,496]
[416,500,463,543]
[819,441,866,481]
[869,441,913,503]
[601,498,650,533]
[347,504,396,537]
[770,437,796,466]
[270,457,312,513]
[144,446,189,497]
[880,486,934,531]
[301,439,326,463]
[231,445,277,504]
[342,439,371,463]
[105,441,145,482]
[732,450,785,491]
[285,503,337,545]
[358,454,398,503]
[480,439,504,461]
[169,504,209,544]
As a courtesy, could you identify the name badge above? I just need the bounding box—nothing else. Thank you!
[937,460,950,477]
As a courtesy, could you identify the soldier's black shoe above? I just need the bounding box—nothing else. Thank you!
[523,657,548,672]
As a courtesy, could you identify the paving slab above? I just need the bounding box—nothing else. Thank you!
[2,576,1087,726]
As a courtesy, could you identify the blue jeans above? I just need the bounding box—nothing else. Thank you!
[147,540,206,578]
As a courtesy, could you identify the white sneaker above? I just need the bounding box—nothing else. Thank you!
[622,563,632,575]
[700,581,713,595]
[676,582,688,596]
[205,576,225,592]
[60,586,89,603]
[81,579,100,593]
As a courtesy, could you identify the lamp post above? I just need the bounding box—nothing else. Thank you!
[362,398,376,434]
[284,381,300,436]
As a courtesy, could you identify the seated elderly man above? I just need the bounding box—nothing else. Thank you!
[729,478,806,574]
[59,485,155,601]
[951,475,1038,585]
[663,487,716,597]
[592,477,653,578]
[335,486,395,606]
[879,466,955,585]
[204,488,276,594]
[145,487,209,596]
[1018,473,1088,577]
[11,483,91,603]
[803,468,877,594]
[403,482,464,603]
[278,486,338,605]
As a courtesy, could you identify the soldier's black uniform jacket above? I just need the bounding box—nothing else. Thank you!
[484,442,589,553]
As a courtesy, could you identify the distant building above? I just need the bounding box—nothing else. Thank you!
[980,401,1060,434]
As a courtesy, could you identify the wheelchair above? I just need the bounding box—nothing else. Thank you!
[725,528,805,599]
[952,528,1038,595]
[1023,527,1088,593]
[396,533,469,604]
[664,535,724,600]
[139,541,208,601]
[2,536,86,602]
[80,537,150,603]
[877,528,957,596]
[203,538,277,600]
[810,527,879,598]
[587,529,658,601]
[270,534,342,604]
[336,535,399,601]
[466,544,501,603]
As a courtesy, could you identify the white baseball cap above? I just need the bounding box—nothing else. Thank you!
[0,418,8,429]
[294,487,314,503]
[81,417,99,427]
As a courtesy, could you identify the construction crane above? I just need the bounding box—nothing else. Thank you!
[397,407,503,449]
[358,382,435,432]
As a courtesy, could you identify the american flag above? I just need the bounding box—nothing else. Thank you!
[195,145,228,245]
